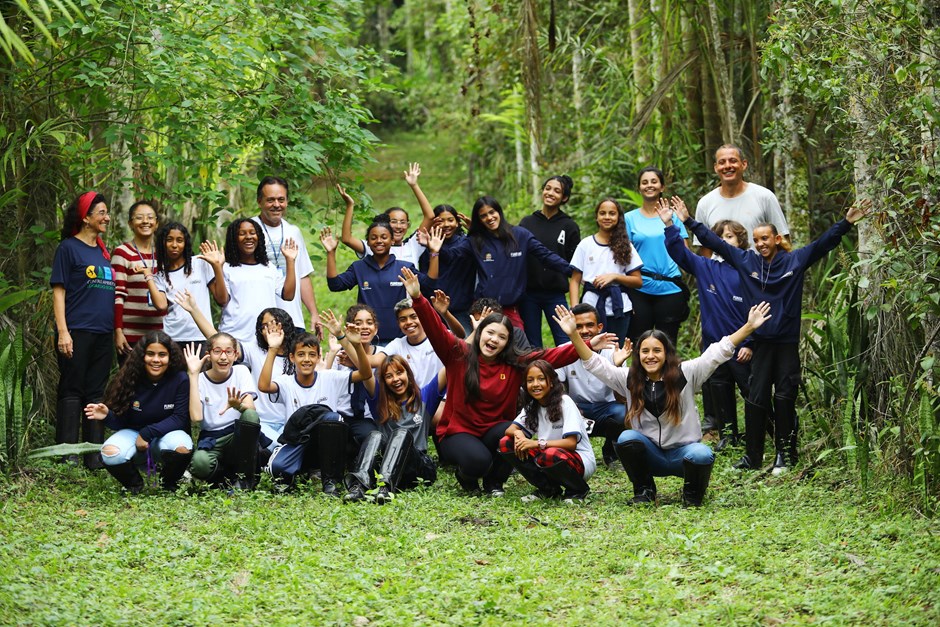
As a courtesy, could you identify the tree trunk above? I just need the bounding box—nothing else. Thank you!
[704,0,738,144]
[572,38,585,165]
[627,0,649,114]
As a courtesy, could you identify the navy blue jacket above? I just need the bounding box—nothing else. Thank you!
[454,226,573,307]
[104,370,190,442]
[664,225,750,354]
[327,254,425,341]
[418,233,476,312]
[688,218,854,343]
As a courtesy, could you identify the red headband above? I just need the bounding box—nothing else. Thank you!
[73,191,111,261]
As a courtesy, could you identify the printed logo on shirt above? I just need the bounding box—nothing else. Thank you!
[132,400,141,411]
[707,283,717,294]
[413,415,423,425]
[389,281,403,287]
[750,272,759,279]
[163,404,175,410]
[484,253,493,262]
[509,252,522,258]
[362,281,371,290]
[500,374,506,380]
[557,231,566,245]
[84,265,114,290]
[733,295,743,302]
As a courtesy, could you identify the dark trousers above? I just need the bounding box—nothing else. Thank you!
[748,342,800,408]
[437,421,514,489]
[627,290,689,346]
[703,354,751,431]
[519,290,569,348]
[56,330,113,403]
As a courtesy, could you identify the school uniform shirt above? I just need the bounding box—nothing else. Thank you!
[50,237,115,333]
[251,216,315,329]
[326,254,421,342]
[412,293,579,439]
[689,217,854,344]
[152,259,216,342]
[694,183,790,247]
[417,233,476,313]
[196,364,258,431]
[240,342,290,426]
[512,395,597,478]
[519,210,580,293]
[219,262,286,345]
[570,236,644,315]
[453,226,573,307]
[664,224,750,353]
[366,378,444,454]
[104,371,190,442]
[273,369,355,420]
[623,210,688,296]
[330,359,375,420]
[357,235,425,267]
[583,337,736,449]
[379,336,444,388]
[111,242,164,344]
[557,347,617,404]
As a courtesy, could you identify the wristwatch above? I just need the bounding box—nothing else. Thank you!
[538,439,547,450]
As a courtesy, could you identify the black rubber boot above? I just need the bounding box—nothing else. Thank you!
[682,459,714,507]
[231,414,261,490]
[711,380,738,452]
[82,415,106,470]
[375,430,415,504]
[541,461,590,501]
[700,380,719,433]
[615,439,657,504]
[344,431,383,502]
[317,419,348,497]
[772,395,797,475]
[105,461,144,494]
[55,397,82,464]
[160,450,193,491]
[735,401,767,470]
[497,448,561,499]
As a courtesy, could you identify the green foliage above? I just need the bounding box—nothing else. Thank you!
[0,289,38,470]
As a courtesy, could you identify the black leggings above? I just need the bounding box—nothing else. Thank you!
[628,290,689,346]
[56,330,112,403]
[437,421,514,488]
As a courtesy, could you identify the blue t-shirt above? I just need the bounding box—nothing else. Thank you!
[50,237,116,334]
[623,209,688,296]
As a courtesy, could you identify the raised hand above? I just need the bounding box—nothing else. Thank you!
[84,402,109,421]
[222,387,248,415]
[263,322,285,350]
[415,227,430,247]
[428,225,444,254]
[613,338,634,365]
[174,289,197,313]
[281,237,299,261]
[747,301,772,329]
[846,198,872,224]
[319,309,343,338]
[343,322,362,345]
[336,183,354,207]
[552,304,577,336]
[404,162,421,186]
[655,198,675,224]
[183,342,209,375]
[431,289,451,315]
[320,227,338,253]
[399,266,421,299]
[670,196,690,222]
[589,332,618,351]
[471,305,494,330]
[457,212,472,231]
[197,241,224,266]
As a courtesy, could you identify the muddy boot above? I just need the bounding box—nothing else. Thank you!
[344,431,383,502]
[615,439,656,504]
[682,459,713,507]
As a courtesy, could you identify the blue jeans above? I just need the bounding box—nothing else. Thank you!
[576,400,626,441]
[260,419,285,452]
[100,429,193,466]
[520,290,569,348]
[616,430,714,477]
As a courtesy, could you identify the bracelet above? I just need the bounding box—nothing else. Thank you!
[335,334,346,341]
[144,274,154,281]
[430,252,440,257]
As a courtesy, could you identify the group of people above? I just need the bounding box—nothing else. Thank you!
[51,146,869,505]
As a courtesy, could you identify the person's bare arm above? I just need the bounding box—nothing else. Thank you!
[338,184,365,256]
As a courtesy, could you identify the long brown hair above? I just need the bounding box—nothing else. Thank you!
[104,332,185,414]
[377,355,422,425]
[595,197,632,266]
[625,330,684,426]
[519,361,565,432]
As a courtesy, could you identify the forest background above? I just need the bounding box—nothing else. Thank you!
[0,0,938,510]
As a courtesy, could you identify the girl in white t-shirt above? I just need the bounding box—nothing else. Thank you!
[499,360,595,502]
[185,332,262,490]
[569,198,644,343]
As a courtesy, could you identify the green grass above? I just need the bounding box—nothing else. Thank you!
[1,455,938,625]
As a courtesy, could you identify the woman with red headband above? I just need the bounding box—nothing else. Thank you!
[51,191,116,468]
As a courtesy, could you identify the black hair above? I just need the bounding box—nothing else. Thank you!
[61,193,107,240]
[542,175,573,205]
[470,297,503,316]
[433,204,464,236]
[570,303,599,320]
[128,200,157,222]
[366,217,394,241]
[285,333,321,376]
[224,218,268,266]
[154,222,193,286]
[383,206,408,219]
[595,197,633,266]
[463,312,526,402]
[520,360,565,432]
[636,166,666,190]
[469,196,516,254]
[255,308,296,374]
[257,176,289,201]
[104,332,185,414]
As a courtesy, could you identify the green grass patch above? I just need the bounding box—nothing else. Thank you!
[1,452,937,625]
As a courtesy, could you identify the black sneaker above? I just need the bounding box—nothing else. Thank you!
[344,482,367,503]
[375,486,393,505]
[321,478,341,497]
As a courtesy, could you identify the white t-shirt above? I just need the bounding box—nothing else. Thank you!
[251,216,314,329]
[153,259,216,342]
[378,336,443,387]
[273,369,352,419]
[197,364,258,432]
[694,182,789,247]
[513,395,597,478]
[240,342,289,426]
[219,262,286,346]
[358,235,425,267]
[570,236,644,315]
[557,347,617,404]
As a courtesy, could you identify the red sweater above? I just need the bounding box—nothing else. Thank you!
[412,294,578,438]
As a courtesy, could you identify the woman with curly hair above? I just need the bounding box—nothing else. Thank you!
[498,360,595,502]
[555,302,771,506]
[569,197,644,343]
[84,331,192,493]
[219,218,298,347]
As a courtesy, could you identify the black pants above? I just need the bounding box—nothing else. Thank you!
[56,330,113,404]
[748,342,800,408]
[627,290,689,346]
[703,354,751,431]
[437,421,514,488]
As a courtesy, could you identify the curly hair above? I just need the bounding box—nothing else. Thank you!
[625,330,684,426]
[595,197,633,266]
[224,218,268,266]
[104,332,185,414]
[154,222,193,287]
[254,308,296,374]
[711,220,749,251]
[60,193,107,241]
[376,355,422,425]
[344,304,380,347]
[519,360,565,432]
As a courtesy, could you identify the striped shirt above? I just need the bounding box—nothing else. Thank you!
[111,242,164,345]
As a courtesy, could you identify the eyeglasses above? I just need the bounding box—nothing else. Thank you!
[388,219,409,226]
[132,215,156,222]
[210,348,236,357]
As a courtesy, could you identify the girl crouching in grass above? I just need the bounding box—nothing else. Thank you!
[499,360,595,502]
